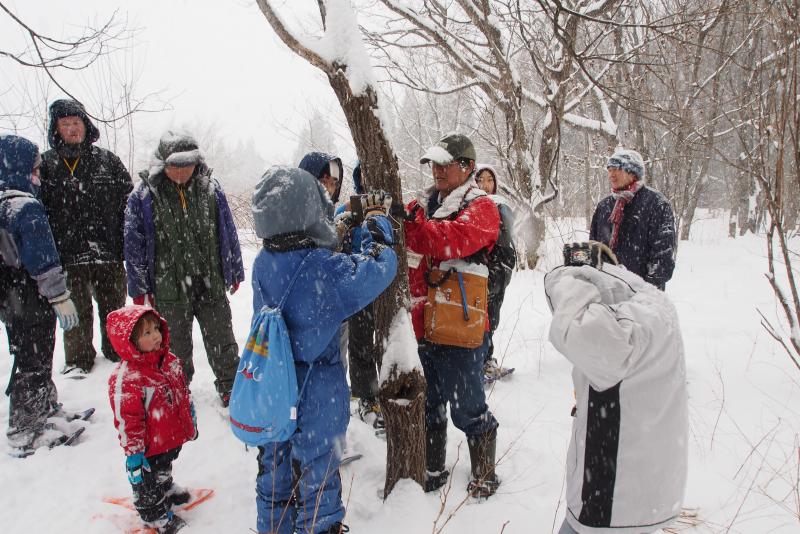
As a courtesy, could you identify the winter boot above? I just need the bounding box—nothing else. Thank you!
[165,484,191,508]
[424,425,449,492]
[147,511,186,534]
[466,429,500,499]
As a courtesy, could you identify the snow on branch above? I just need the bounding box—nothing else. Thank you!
[256,0,376,95]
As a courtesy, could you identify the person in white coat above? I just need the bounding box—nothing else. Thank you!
[544,243,688,534]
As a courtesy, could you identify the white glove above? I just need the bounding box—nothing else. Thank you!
[363,190,393,218]
[50,293,80,331]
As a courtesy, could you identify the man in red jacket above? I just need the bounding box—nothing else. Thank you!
[404,133,501,498]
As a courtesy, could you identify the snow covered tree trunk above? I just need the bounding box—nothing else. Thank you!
[326,70,427,496]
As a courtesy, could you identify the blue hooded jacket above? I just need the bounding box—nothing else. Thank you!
[0,135,67,299]
[250,165,396,533]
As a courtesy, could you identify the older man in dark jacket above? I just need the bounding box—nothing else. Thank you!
[125,131,245,405]
[589,148,676,290]
[39,99,133,373]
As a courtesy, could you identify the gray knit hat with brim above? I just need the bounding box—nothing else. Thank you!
[606,148,645,181]
[252,166,338,249]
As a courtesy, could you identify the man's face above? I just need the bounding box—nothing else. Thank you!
[164,165,196,184]
[56,116,86,146]
[432,159,475,197]
[607,167,636,190]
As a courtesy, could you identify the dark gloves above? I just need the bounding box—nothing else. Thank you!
[563,240,618,268]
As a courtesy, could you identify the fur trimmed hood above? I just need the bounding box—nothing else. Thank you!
[416,178,488,219]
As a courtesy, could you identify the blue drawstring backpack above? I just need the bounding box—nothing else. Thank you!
[229,254,314,446]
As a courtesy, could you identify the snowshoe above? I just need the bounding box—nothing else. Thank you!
[47,426,85,448]
[483,359,514,385]
[50,406,95,422]
[467,476,501,499]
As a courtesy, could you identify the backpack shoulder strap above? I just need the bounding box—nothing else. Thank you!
[277,249,318,310]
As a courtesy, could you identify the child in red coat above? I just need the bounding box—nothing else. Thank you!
[107,305,197,534]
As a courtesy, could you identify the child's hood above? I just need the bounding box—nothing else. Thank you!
[106,305,171,363]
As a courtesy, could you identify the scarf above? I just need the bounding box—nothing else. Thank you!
[607,180,642,250]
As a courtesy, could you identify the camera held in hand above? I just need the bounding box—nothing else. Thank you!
[563,241,618,268]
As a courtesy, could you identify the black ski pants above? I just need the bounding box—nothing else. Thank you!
[131,447,181,523]
[63,261,127,370]
[0,264,58,448]
[347,302,380,399]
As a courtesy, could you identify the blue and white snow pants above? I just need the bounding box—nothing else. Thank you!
[255,361,349,534]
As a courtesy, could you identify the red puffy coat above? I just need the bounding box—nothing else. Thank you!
[107,305,196,458]
[404,181,500,339]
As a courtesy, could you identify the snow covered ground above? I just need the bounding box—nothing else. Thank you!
[1,212,798,533]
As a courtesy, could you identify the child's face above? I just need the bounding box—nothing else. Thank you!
[135,319,162,353]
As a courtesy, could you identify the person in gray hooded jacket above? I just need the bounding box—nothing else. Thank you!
[544,244,688,534]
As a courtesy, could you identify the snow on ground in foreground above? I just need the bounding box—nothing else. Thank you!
[1,212,798,533]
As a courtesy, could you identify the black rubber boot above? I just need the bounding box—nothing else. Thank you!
[424,425,449,492]
[467,428,500,498]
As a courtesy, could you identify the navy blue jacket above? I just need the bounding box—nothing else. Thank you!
[0,135,67,299]
[590,186,676,289]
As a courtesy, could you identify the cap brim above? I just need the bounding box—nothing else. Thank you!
[419,146,454,165]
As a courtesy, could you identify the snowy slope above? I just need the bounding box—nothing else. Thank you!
[1,212,798,533]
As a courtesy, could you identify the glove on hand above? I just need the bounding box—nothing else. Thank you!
[363,190,393,218]
[126,452,151,485]
[133,293,155,307]
[49,293,79,331]
[364,216,394,247]
[563,241,618,268]
[230,282,240,295]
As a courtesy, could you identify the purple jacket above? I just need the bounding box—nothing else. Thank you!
[124,171,245,298]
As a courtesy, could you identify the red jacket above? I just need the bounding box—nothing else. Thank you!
[404,181,500,339]
[107,305,196,458]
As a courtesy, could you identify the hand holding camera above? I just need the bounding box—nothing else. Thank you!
[363,190,393,218]
[563,240,618,268]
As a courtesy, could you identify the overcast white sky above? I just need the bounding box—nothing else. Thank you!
[1,0,347,164]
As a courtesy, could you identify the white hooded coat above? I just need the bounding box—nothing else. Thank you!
[544,264,688,533]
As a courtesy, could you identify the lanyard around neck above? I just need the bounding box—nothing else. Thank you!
[62,157,80,176]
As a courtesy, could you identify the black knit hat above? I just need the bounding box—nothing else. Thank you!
[47,99,100,149]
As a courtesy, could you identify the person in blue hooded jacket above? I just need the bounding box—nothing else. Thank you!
[0,135,80,455]
[250,165,397,534]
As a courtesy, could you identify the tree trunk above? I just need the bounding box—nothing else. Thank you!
[378,369,426,497]
[326,69,427,495]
